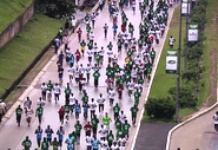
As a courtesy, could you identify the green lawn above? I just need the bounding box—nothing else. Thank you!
[0,0,33,34]
[0,13,64,97]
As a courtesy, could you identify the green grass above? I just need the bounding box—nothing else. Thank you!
[0,13,64,98]
[0,0,33,34]
[198,0,218,106]
[149,6,186,99]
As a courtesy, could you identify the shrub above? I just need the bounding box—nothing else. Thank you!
[145,97,176,119]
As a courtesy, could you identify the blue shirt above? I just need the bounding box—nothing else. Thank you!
[92,139,100,149]
[75,104,80,112]
[35,129,42,139]
[66,137,75,149]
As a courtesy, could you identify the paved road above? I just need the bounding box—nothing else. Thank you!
[170,104,218,150]
[0,1,175,150]
[135,123,175,150]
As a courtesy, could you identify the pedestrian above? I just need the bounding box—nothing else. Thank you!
[213,111,218,131]
[53,83,60,104]
[45,125,54,144]
[52,137,59,150]
[65,103,70,123]
[123,120,131,139]
[35,126,43,148]
[35,104,43,125]
[16,105,23,126]
[21,136,32,150]
[118,134,126,150]
[97,93,106,113]
[169,35,176,49]
[92,135,101,150]
[64,19,70,34]
[58,66,64,85]
[75,49,81,63]
[74,100,81,119]
[92,114,100,136]
[57,126,65,148]
[58,106,65,125]
[150,48,156,64]
[103,23,109,39]
[80,40,86,56]
[53,37,61,54]
[91,13,96,28]
[41,137,49,150]
[90,98,97,119]
[84,121,92,136]
[103,112,112,130]
[99,124,107,140]
[86,134,93,150]
[119,111,127,124]
[77,28,82,42]
[65,83,71,104]
[93,70,100,88]
[63,34,69,51]
[65,134,75,150]
[25,105,33,127]
[74,120,82,144]
[106,130,114,148]
[130,103,139,126]
[23,97,32,110]
[113,24,118,39]
[71,16,77,33]
[113,103,120,120]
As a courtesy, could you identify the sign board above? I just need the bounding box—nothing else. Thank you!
[188,24,198,41]
[182,1,191,15]
[166,51,177,73]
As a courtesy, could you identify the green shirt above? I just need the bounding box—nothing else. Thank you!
[117,129,124,139]
[107,44,113,50]
[41,141,49,150]
[115,120,122,130]
[65,104,71,114]
[91,117,99,128]
[107,133,114,143]
[131,106,139,116]
[65,88,71,95]
[36,106,43,116]
[80,41,86,47]
[86,25,91,32]
[47,83,53,92]
[138,78,144,85]
[95,54,101,62]
[103,116,111,125]
[74,123,82,133]
[147,66,152,74]
[52,141,59,150]
[138,39,143,46]
[125,73,131,82]
[93,71,100,80]
[150,50,156,59]
[106,71,112,78]
[16,107,23,116]
[22,139,32,149]
[82,95,89,103]
[113,105,120,113]
[123,123,131,133]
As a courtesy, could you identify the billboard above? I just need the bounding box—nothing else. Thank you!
[188,24,198,41]
[166,51,177,73]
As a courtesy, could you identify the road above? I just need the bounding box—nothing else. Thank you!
[0,1,175,150]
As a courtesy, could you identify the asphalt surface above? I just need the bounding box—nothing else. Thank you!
[0,0,176,150]
[135,123,175,150]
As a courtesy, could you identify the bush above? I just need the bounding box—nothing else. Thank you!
[169,86,198,107]
[145,97,176,119]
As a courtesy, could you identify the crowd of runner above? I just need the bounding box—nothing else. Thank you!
[15,0,172,149]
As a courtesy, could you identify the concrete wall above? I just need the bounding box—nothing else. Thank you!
[0,2,34,50]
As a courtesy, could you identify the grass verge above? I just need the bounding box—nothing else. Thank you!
[0,13,64,98]
[0,0,33,34]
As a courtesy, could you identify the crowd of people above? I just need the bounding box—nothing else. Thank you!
[13,0,173,149]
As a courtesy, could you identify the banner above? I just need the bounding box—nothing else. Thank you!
[166,51,177,73]
[188,24,198,41]
[182,1,190,15]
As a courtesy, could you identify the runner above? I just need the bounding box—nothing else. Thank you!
[93,70,100,88]
[86,134,93,150]
[123,120,131,140]
[35,104,43,125]
[119,111,127,124]
[35,126,43,148]
[41,137,49,150]
[65,103,71,123]
[92,135,101,150]
[113,103,120,120]
[45,125,54,144]
[21,136,32,150]
[58,106,65,125]
[65,134,75,150]
[130,103,139,126]
[74,120,82,144]
[64,83,71,104]
[91,114,100,136]
[97,93,106,113]
[53,83,60,104]
[16,105,23,126]
[103,23,109,39]
[103,112,112,131]
[69,93,76,114]
[100,138,108,150]
[41,83,47,100]
[56,126,65,148]
[111,142,119,150]
[83,101,89,120]
[106,130,114,148]
[77,28,82,42]
[84,121,92,136]
[25,106,33,127]
[52,137,59,150]
[108,88,115,106]
[80,40,86,56]
[98,124,107,140]
[74,100,81,119]
[90,98,97,119]
[118,134,126,150]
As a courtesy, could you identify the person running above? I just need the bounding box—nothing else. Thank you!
[113,103,120,120]
[35,126,43,148]
[56,126,65,149]
[69,93,76,115]
[16,105,23,126]
[118,134,126,150]
[150,48,156,64]
[86,64,92,82]
[123,120,131,140]
[65,134,75,150]
[77,28,82,42]
[83,101,89,120]
[53,83,60,104]
[97,93,106,113]
[45,125,54,144]
[58,67,64,85]
[86,134,93,150]
[84,121,92,136]
[99,47,105,65]
[130,103,139,126]
[106,130,114,148]
[98,124,107,140]
[35,104,43,125]
[93,70,100,88]
[90,98,97,119]
[65,83,71,104]
[103,112,112,131]
[74,120,82,144]
[46,80,53,102]
[74,100,81,119]
[65,103,71,123]
[134,89,141,105]
[112,24,118,39]
[91,114,99,136]
[213,111,218,132]
[21,136,32,150]
[25,105,34,127]
[52,137,59,150]
[103,23,109,39]
[92,135,101,150]
[100,138,108,150]
[119,111,127,124]
[41,83,47,100]
[108,88,115,106]
[58,106,65,125]
[116,125,124,140]
[41,137,49,150]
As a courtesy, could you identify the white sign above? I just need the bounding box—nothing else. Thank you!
[166,56,177,73]
[188,24,198,41]
[182,2,190,14]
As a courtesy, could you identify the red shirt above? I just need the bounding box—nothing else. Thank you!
[77,30,82,36]
[59,108,65,115]
[84,124,92,133]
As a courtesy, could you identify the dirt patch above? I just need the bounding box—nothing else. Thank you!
[5,48,55,109]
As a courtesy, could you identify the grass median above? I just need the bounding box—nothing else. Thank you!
[0,13,64,98]
[0,0,33,34]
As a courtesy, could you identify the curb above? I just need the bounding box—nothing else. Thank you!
[0,2,100,128]
[131,5,177,150]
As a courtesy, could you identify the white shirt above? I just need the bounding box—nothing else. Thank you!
[109,90,115,99]
[169,37,175,45]
[213,114,218,124]
[86,136,93,146]
[118,137,126,146]
[79,66,85,73]
[69,96,76,105]
[74,69,80,78]
[41,85,47,92]
[119,113,127,123]
[71,19,77,26]
[100,140,108,150]
[97,97,106,104]
[107,50,113,58]
[134,84,143,91]
[89,33,94,40]
[90,102,97,111]
[37,99,46,106]
[53,85,60,94]
[134,57,140,65]
[111,144,119,150]
[68,67,74,75]
[86,66,91,73]
[99,127,107,138]
[99,48,105,56]
[87,50,93,57]
[127,82,134,90]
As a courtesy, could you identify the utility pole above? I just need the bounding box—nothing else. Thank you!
[176,1,183,122]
